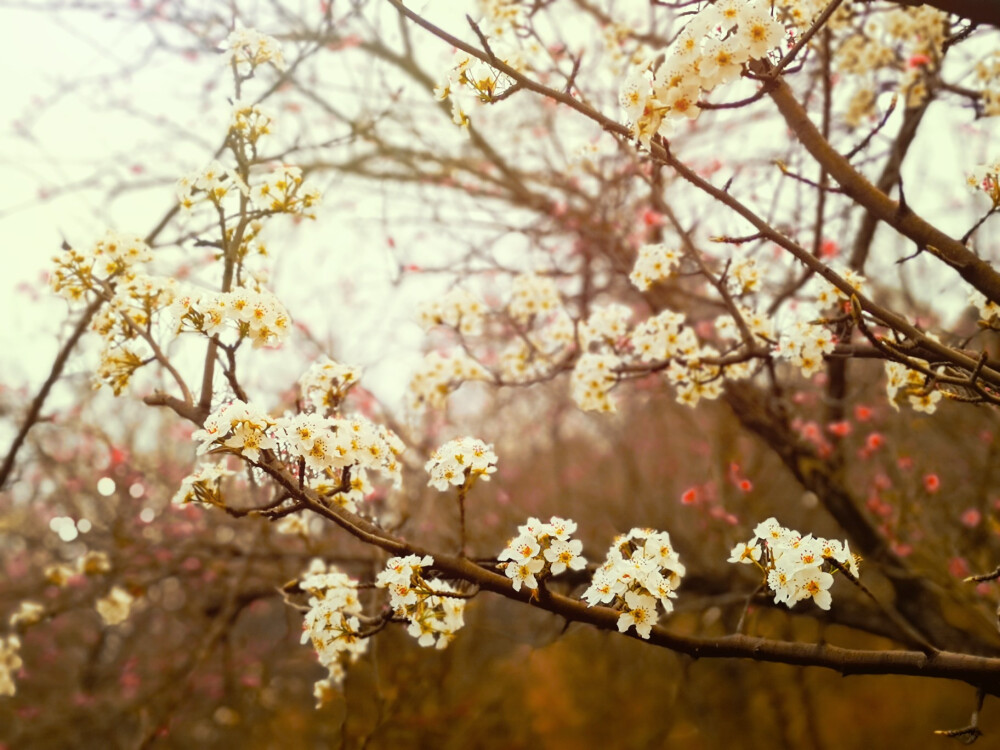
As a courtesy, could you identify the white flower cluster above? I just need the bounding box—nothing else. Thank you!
[89,343,138,396]
[51,233,183,395]
[299,356,362,413]
[885,359,942,414]
[251,165,321,218]
[8,601,45,629]
[299,559,367,693]
[172,461,235,506]
[425,437,498,491]
[729,518,859,611]
[727,253,762,295]
[417,287,487,336]
[498,308,574,382]
[78,550,112,576]
[580,304,632,350]
[966,160,1000,207]
[666,353,728,407]
[582,528,686,639]
[51,230,153,302]
[497,516,586,592]
[620,0,786,147]
[809,266,866,309]
[171,285,291,349]
[278,412,405,504]
[178,160,320,220]
[972,54,1000,117]
[433,2,538,128]
[96,586,135,626]
[776,318,836,377]
[631,310,693,363]
[193,400,277,463]
[43,551,112,588]
[176,160,250,212]
[407,350,490,413]
[222,26,287,72]
[508,273,562,325]
[87,277,180,395]
[570,352,621,413]
[629,243,682,291]
[969,289,1000,327]
[408,276,575,409]
[230,101,274,148]
[570,297,737,411]
[186,367,404,510]
[376,555,466,649]
[91,273,178,342]
[715,306,775,345]
[572,304,634,413]
[475,0,527,39]
[0,635,22,697]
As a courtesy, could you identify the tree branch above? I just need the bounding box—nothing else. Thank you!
[0,295,103,491]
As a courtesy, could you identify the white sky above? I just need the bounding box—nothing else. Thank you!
[0,5,442,421]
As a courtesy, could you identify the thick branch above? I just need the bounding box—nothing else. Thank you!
[255,449,1000,693]
[766,71,1000,304]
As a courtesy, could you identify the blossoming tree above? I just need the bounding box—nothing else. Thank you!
[3,0,1000,745]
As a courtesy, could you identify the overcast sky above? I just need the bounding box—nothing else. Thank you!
[0,4,445,423]
[2,3,999,431]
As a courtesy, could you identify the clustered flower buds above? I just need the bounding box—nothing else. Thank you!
[171,286,291,349]
[497,516,586,591]
[376,555,466,649]
[298,560,367,700]
[172,461,235,507]
[728,517,859,610]
[408,351,490,413]
[192,400,278,463]
[619,0,786,147]
[582,528,686,639]
[629,243,681,292]
[417,287,487,336]
[95,586,135,626]
[222,26,287,72]
[508,273,562,325]
[424,437,498,491]
[298,357,363,413]
[51,230,153,302]
[0,636,22,697]
[884,360,943,414]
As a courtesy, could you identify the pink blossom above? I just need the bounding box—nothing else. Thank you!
[827,421,851,437]
[641,210,664,227]
[892,541,913,557]
[961,508,981,528]
[948,557,970,579]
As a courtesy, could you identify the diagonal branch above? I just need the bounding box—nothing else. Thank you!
[764,68,1000,304]
[255,449,1000,693]
[0,295,103,491]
